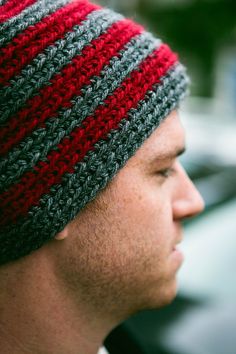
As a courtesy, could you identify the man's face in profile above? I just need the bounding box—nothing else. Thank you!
[53,110,204,320]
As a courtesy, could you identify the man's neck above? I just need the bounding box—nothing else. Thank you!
[0,254,112,354]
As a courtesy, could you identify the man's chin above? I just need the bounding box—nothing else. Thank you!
[149,277,178,309]
[128,278,178,314]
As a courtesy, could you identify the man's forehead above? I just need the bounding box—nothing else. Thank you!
[134,110,186,163]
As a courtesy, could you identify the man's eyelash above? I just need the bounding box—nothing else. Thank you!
[158,167,175,178]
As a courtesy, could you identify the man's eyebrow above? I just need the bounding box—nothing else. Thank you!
[149,146,186,163]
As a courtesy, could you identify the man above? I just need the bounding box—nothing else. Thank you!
[0,0,204,353]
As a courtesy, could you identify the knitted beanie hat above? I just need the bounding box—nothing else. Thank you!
[0,0,189,265]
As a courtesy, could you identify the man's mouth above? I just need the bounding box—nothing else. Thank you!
[172,237,182,251]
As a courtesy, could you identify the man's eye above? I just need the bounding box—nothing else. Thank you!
[158,167,175,178]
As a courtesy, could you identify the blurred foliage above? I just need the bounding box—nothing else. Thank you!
[137,0,236,97]
[101,0,236,98]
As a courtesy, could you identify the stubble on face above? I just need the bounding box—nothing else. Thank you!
[54,110,187,320]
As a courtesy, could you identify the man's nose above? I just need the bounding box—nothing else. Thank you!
[172,162,205,220]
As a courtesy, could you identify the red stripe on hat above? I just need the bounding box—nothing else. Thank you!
[0,19,143,155]
[0,0,36,23]
[0,0,100,84]
[0,44,178,225]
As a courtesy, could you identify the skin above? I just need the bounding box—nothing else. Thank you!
[0,110,204,354]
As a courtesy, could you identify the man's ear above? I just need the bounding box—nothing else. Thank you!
[55,226,69,241]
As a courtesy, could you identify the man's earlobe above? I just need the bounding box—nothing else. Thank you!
[55,227,69,241]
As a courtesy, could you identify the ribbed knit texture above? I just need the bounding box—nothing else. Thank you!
[0,0,190,264]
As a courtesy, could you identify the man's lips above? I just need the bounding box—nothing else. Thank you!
[172,237,183,251]
[172,224,183,249]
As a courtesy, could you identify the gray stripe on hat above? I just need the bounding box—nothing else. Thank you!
[0,8,124,121]
[0,0,71,45]
[0,63,189,264]
[30,64,189,225]
[0,31,160,190]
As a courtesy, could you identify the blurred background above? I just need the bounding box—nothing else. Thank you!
[96,1,236,353]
